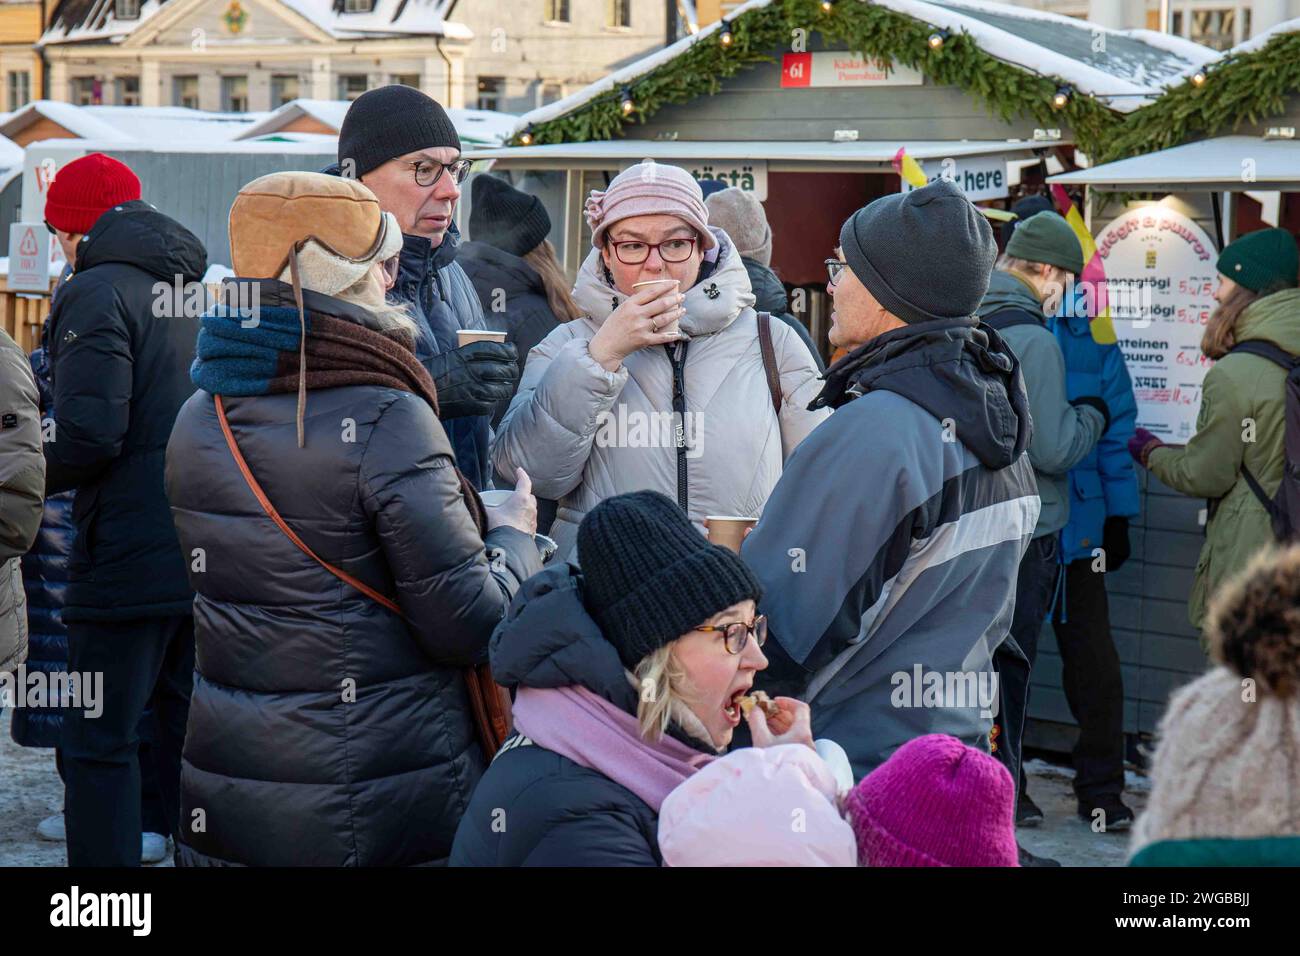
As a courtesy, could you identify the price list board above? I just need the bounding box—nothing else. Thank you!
[1095,207,1219,441]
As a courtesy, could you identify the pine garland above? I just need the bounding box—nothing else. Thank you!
[1099,28,1300,164]
[515,0,1123,158]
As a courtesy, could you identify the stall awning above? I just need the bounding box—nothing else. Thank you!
[1048,136,1300,192]
[463,139,1043,173]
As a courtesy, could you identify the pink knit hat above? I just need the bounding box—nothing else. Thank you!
[584,160,716,251]
[845,734,1019,867]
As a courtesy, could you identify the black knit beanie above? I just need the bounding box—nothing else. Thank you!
[577,491,764,671]
[470,174,551,257]
[338,85,462,178]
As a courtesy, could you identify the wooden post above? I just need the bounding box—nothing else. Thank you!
[0,276,54,353]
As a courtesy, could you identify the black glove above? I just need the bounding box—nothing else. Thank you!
[427,340,519,420]
[1102,516,1131,572]
[1070,395,1112,433]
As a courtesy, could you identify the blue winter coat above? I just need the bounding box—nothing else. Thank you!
[1049,309,1140,563]
[9,346,73,749]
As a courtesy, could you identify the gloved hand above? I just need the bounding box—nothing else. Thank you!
[1102,516,1131,572]
[427,340,519,420]
[1127,427,1163,467]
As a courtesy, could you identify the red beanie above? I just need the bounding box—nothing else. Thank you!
[44,153,142,235]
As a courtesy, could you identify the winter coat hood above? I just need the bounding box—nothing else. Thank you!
[976,269,1046,324]
[75,200,207,283]
[813,316,1031,470]
[571,226,755,338]
[1237,287,1300,354]
[490,563,717,755]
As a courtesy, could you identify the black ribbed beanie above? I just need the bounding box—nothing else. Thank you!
[470,174,551,256]
[338,85,462,178]
[578,491,763,670]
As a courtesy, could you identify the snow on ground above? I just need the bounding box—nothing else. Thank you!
[1018,756,1149,867]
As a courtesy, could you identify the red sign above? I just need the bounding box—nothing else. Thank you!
[781,53,812,88]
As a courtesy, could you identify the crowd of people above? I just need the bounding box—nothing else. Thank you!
[1,84,1298,868]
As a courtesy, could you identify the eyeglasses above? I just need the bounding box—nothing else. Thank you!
[608,237,698,265]
[694,615,767,655]
[825,258,848,286]
[380,254,400,286]
[401,158,471,188]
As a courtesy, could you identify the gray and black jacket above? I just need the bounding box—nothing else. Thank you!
[740,316,1040,778]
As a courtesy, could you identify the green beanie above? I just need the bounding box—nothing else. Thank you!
[1217,228,1299,293]
[1006,211,1084,275]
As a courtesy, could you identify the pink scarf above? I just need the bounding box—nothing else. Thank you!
[511,685,717,812]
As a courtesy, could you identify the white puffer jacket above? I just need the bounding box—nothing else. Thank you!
[492,228,828,558]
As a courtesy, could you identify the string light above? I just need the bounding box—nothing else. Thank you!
[820,0,835,11]
[1052,85,1072,109]
[719,19,733,47]
[927,30,948,49]
[518,125,534,146]
[619,87,635,115]
[1190,70,1207,87]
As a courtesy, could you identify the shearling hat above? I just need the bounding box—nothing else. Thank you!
[839,179,996,324]
[705,187,772,266]
[1006,211,1085,275]
[1128,546,1300,858]
[584,160,716,252]
[577,491,762,671]
[229,171,401,296]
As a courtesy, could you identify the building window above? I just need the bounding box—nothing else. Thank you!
[174,75,199,109]
[337,74,368,101]
[606,0,630,28]
[270,74,299,107]
[476,76,503,111]
[391,73,420,88]
[541,82,563,106]
[222,75,248,112]
[115,0,141,19]
[545,0,570,22]
[1189,8,1239,50]
[7,71,30,111]
[71,77,101,106]
[342,0,374,12]
[117,75,140,106]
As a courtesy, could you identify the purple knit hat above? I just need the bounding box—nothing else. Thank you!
[584,160,716,251]
[845,734,1019,867]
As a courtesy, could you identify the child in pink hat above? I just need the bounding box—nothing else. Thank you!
[846,733,1020,867]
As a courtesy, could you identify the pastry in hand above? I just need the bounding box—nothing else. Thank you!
[738,690,780,719]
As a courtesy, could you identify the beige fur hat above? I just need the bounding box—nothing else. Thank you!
[229,171,402,296]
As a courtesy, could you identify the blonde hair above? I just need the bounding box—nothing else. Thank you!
[1201,282,1268,359]
[333,268,418,337]
[633,644,693,743]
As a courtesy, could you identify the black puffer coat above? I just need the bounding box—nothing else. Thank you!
[742,256,824,372]
[450,564,713,867]
[44,200,207,621]
[166,287,543,866]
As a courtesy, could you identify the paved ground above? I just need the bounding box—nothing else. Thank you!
[2,707,1145,867]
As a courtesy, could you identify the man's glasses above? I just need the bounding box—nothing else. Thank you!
[694,615,767,655]
[401,158,472,188]
[608,237,698,265]
[825,258,847,286]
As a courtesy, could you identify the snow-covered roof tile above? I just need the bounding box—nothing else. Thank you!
[513,0,1219,136]
[41,0,172,46]
[0,102,264,144]
[1223,15,1300,57]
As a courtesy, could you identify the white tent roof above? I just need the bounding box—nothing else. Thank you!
[513,0,1218,137]
[0,102,265,144]
[465,138,1040,171]
[234,98,517,146]
[1048,135,1300,192]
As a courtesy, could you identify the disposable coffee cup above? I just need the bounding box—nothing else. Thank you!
[705,516,757,553]
[478,490,512,507]
[457,329,508,347]
[632,278,680,290]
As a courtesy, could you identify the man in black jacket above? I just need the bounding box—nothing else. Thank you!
[43,153,208,866]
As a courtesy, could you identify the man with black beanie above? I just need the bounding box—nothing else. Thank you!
[740,180,1040,804]
[332,84,518,489]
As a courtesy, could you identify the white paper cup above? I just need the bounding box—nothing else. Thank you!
[478,490,513,507]
[457,329,508,347]
[705,516,757,553]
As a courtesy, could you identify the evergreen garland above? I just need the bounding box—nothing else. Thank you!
[516,0,1123,158]
[1099,28,1300,164]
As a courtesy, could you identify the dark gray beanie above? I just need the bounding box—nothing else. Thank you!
[577,491,763,671]
[470,174,551,257]
[338,85,462,178]
[839,179,997,324]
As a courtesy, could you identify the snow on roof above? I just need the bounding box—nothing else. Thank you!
[25,135,337,156]
[235,98,517,146]
[1222,15,1300,58]
[42,0,469,45]
[0,102,265,144]
[513,0,1219,136]
[0,135,24,171]
[1049,134,1300,191]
